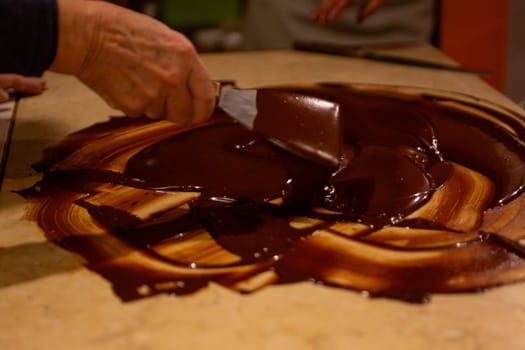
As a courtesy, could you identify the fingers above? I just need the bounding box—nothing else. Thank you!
[357,0,386,22]
[311,0,355,25]
[143,95,167,121]
[187,58,216,125]
[0,74,46,102]
[149,56,215,126]
[134,67,215,126]
[165,86,194,126]
[0,74,46,95]
[311,0,386,24]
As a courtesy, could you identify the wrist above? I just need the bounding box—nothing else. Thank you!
[49,0,99,75]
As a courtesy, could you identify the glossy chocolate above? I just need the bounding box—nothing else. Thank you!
[21,84,525,302]
[254,89,342,167]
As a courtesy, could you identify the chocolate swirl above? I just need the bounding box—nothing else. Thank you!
[21,83,525,302]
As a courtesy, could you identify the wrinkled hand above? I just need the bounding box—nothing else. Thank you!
[311,0,386,24]
[0,74,46,102]
[51,0,215,126]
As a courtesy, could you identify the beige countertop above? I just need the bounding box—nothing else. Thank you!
[2,46,525,350]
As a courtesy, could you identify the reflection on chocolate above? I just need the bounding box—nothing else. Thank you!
[21,83,525,302]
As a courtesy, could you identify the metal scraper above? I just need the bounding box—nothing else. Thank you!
[0,96,16,188]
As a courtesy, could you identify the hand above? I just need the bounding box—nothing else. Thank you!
[311,0,386,25]
[51,0,216,126]
[0,74,46,102]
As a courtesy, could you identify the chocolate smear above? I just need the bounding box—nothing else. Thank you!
[21,84,525,302]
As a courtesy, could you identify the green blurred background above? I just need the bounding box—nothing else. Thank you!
[159,0,244,30]
[109,0,246,51]
[111,0,245,30]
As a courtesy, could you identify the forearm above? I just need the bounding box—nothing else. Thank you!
[50,0,100,75]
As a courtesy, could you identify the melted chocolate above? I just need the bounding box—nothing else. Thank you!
[254,89,342,167]
[21,84,525,302]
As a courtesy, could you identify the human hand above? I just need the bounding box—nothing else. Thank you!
[0,74,46,102]
[311,0,386,25]
[51,0,216,126]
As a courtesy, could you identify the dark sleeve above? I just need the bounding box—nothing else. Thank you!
[0,0,58,76]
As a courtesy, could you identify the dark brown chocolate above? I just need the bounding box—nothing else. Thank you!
[254,89,342,167]
[21,84,525,302]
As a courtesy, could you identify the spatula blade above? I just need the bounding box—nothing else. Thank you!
[217,89,258,129]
